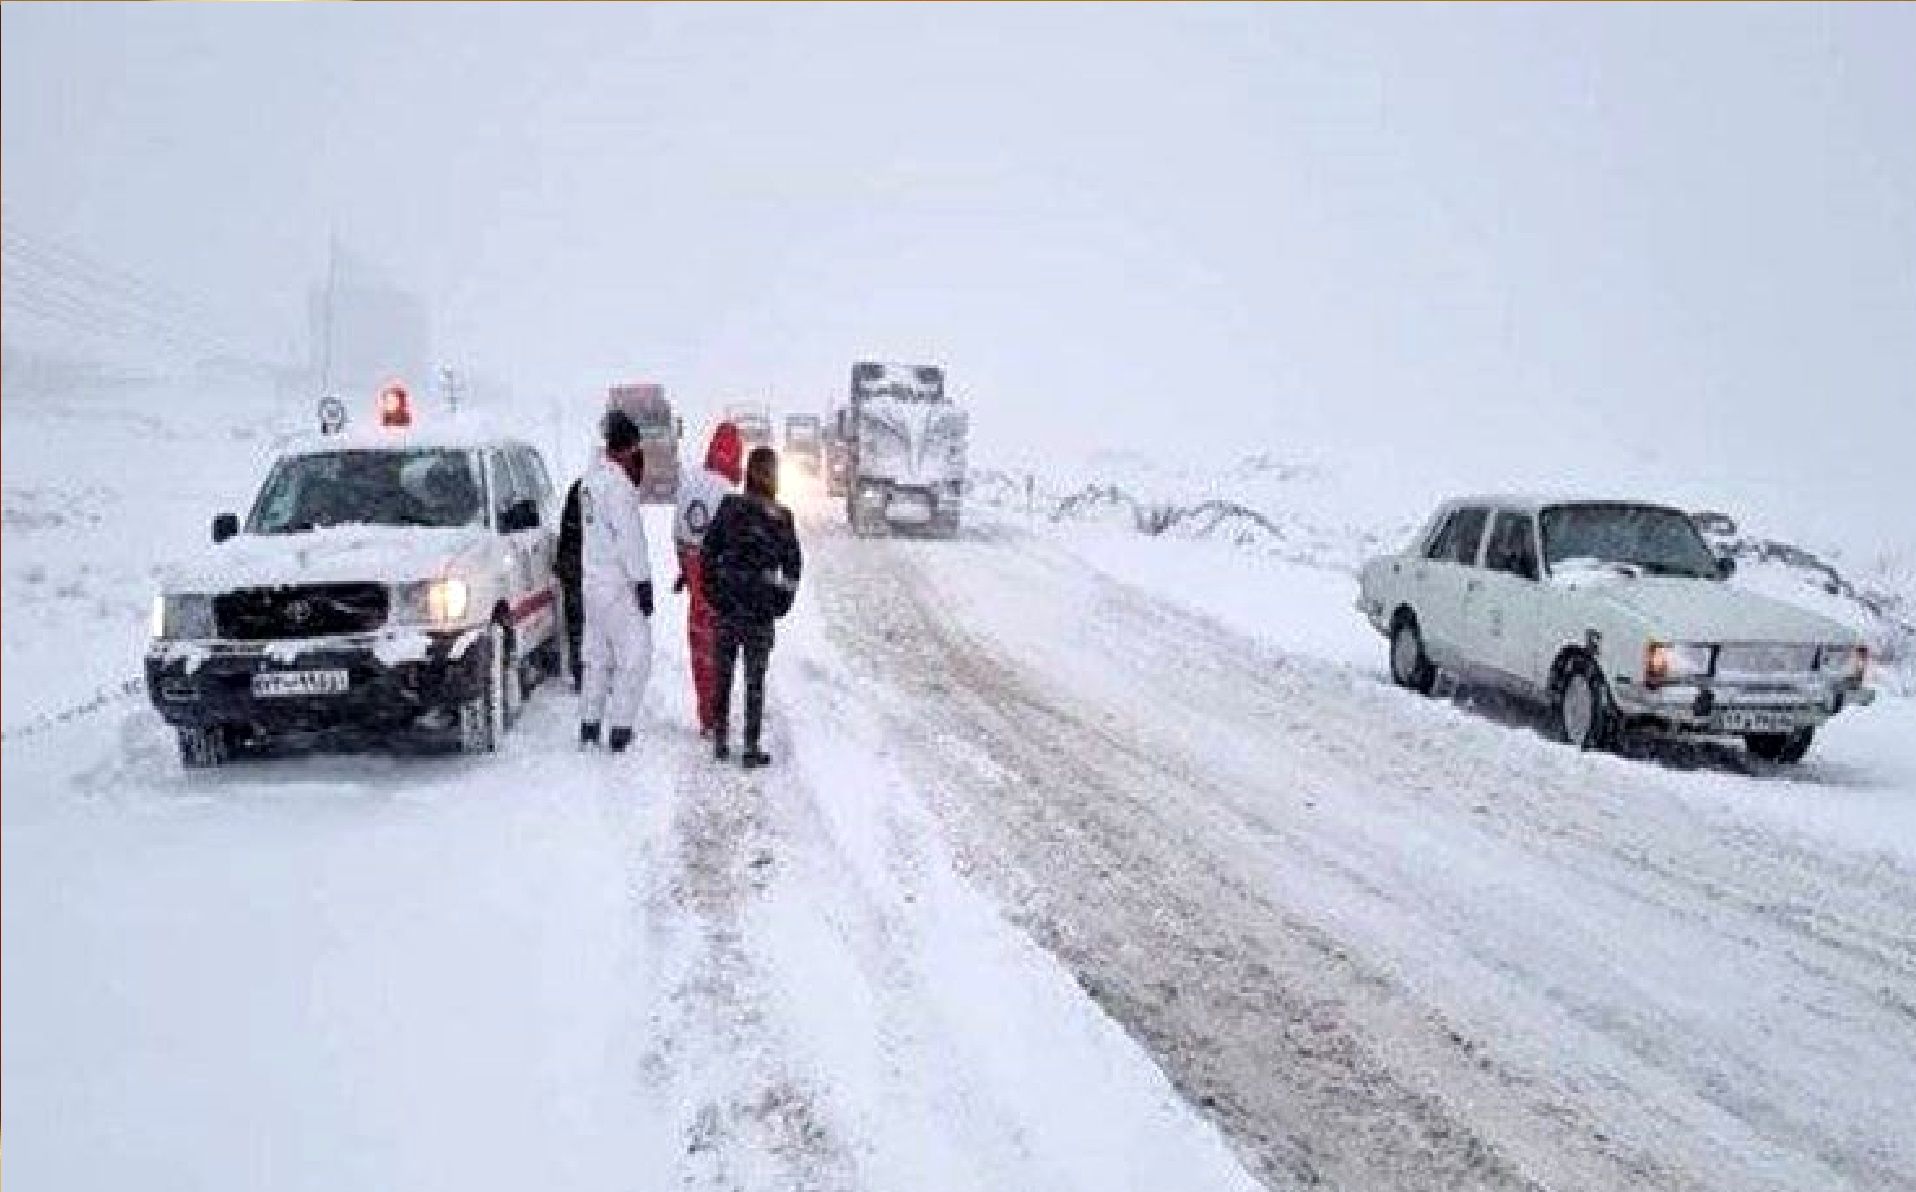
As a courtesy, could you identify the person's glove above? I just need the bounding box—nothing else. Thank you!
[672,573,687,594]
[634,580,655,618]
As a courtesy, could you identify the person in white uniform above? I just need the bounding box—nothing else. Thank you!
[578,410,656,753]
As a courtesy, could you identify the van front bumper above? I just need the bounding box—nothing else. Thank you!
[144,626,491,733]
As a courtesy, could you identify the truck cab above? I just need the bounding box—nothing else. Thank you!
[783,413,823,478]
[824,405,854,497]
[607,382,681,503]
[725,402,774,456]
[844,361,968,537]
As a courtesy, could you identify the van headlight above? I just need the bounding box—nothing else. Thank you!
[151,594,215,640]
[392,577,471,626]
[1645,641,1714,687]
[1819,643,1869,684]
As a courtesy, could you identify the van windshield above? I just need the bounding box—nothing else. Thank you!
[248,449,483,534]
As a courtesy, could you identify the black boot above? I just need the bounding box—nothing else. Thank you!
[608,726,633,754]
[713,731,731,762]
[579,721,601,748]
[741,744,771,769]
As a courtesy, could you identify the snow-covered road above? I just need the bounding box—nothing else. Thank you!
[815,518,1916,1192]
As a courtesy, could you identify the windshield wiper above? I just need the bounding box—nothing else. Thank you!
[1637,561,1708,579]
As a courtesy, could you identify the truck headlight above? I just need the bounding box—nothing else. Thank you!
[1645,642,1714,687]
[392,577,471,626]
[152,594,215,640]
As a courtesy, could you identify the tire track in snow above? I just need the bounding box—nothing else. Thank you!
[0,674,143,743]
[636,725,860,1192]
[814,528,1556,1192]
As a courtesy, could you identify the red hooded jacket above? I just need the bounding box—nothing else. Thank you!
[705,422,742,485]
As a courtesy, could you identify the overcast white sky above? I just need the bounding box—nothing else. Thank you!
[4,3,1912,553]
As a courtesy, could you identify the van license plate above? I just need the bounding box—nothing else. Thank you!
[253,670,349,698]
[888,494,932,524]
[1715,709,1794,734]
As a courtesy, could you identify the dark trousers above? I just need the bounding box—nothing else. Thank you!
[561,578,584,690]
[712,618,774,748]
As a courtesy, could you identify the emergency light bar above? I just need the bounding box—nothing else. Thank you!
[378,382,412,429]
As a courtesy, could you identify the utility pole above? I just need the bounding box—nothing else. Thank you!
[439,365,462,414]
[318,233,339,396]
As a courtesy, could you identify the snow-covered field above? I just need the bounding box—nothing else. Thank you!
[7,372,1915,1190]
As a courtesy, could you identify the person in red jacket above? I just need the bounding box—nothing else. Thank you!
[672,421,742,735]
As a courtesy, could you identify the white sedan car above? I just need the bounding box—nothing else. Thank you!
[1358,497,1875,763]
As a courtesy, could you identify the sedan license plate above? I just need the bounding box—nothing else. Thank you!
[1714,708,1795,734]
[252,669,349,698]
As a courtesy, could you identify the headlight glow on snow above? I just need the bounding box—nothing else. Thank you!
[393,577,471,626]
[430,577,470,624]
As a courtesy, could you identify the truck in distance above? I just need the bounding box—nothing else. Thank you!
[607,382,681,503]
[843,361,968,538]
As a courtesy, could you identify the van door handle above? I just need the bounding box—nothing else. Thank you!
[1466,578,1482,593]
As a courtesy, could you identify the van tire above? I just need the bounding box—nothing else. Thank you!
[457,621,513,755]
[1746,728,1813,765]
[177,725,232,770]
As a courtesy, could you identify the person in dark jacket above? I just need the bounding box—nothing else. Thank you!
[555,478,585,691]
[700,446,801,768]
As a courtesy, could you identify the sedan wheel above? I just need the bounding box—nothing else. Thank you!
[1389,617,1436,695]
[1554,655,1617,751]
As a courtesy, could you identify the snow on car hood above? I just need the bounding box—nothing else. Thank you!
[1554,572,1856,643]
[161,525,490,593]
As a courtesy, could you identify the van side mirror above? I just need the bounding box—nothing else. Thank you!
[501,498,541,533]
[211,513,239,544]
